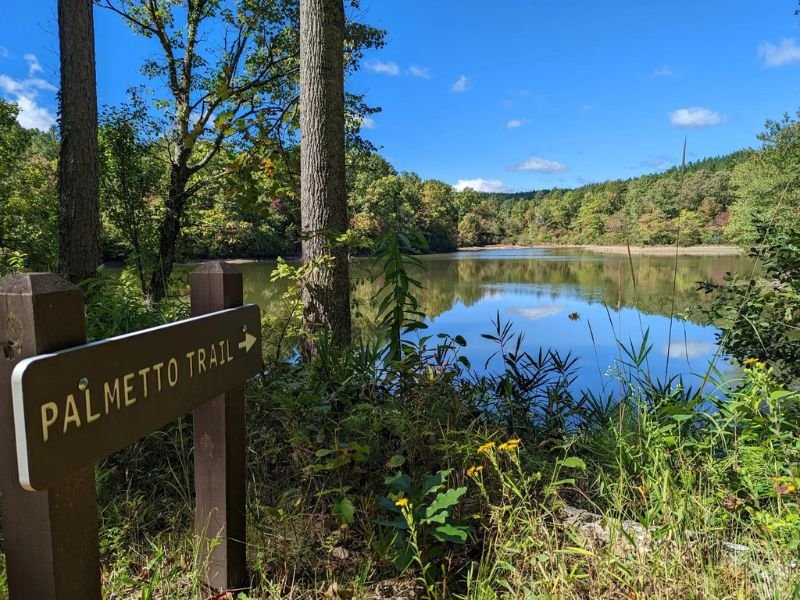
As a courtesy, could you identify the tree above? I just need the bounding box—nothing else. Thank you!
[727,113,800,245]
[100,0,383,301]
[419,180,458,251]
[700,221,800,386]
[0,100,32,205]
[0,102,59,272]
[98,104,163,291]
[300,0,351,349]
[2,132,60,271]
[58,0,101,283]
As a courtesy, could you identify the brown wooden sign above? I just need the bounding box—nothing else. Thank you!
[11,303,262,491]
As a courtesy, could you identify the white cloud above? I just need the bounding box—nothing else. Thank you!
[24,53,43,76]
[0,72,58,131]
[0,74,57,94]
[508,156,568,173]
[669,107,726,128]
[451,75,471,92]
[653,65,675,77]
[365,59,400,76]
[407,65,430,79]
[758,38,800,68]
[506,119,527,130]
[14,95,56,130]
[360,116,375,129]
[661,340,715,360]
[453,178,511,193]
[510,305,565,321]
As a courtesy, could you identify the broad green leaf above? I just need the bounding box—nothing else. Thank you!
[421,469,451,496]
[559,457,587,470]
[385,471,412,494]
[332,497,355,525]
[386,454,406,468]
[422,487,467,524]
[432,523,469,544]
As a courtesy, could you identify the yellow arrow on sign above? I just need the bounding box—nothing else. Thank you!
[238,332,257,353]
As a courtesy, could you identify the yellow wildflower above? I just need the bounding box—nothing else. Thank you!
[498,438,522,452]
[743,357,765,368]
[394,497,410,508]
[477,441,496,454]
[466,465,484,477]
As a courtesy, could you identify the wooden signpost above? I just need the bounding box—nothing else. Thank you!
[0,261,261,599]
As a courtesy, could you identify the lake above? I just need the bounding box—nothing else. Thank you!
[234,247,751,395]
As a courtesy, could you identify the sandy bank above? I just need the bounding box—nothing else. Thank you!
[458,244,742,256]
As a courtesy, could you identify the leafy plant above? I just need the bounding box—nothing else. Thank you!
[699,218,800,385]
[372,228,429,364]
[379,467,469,595]
[478,312,580,436]
[0,249,26,277]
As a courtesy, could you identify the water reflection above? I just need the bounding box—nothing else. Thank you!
[510,305,567,320]
[236,247,750,393]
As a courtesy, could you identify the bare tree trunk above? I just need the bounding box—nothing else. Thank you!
[299,0,352,351]
[58,0,101,283]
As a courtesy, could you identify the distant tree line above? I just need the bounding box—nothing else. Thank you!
[455,151,754,248]
[3,93,800,280]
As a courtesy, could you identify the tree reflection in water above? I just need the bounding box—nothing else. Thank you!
[238,248,751,392]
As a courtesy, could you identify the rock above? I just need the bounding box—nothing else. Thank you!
[324,582,354,598]
[331,546,350,560]
[721,541,751,556]
[558,505,652,557]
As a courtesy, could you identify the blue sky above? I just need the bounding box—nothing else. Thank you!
[2,1,800,191]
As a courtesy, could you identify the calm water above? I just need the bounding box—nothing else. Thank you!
[235,247,751,394]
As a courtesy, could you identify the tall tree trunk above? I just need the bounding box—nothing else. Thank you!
[149,161,190,301]
[58,0,101,284]
[299,0,352,351]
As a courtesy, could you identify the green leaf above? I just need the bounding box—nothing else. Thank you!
[392,541,414,572]
[549,478,576,487]
[332,497,355,525]
[559,457,587,470]
[670,413,693,422]
[386,454,406,468]
[377,517,409,530]
[385,471,412,494]
[422,487,467,524]
[421,469,451,496]
[432,523,469,544]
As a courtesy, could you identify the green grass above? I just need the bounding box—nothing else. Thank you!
[70,346,797,600]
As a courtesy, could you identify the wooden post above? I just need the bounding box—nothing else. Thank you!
[0,274,101,599]
[190,261,248,591]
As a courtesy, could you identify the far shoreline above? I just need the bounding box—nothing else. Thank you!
[457,244,742,256]
[161,243,743,268]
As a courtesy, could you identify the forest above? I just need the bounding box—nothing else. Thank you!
[1,1,800,599]
[3,96,799,291]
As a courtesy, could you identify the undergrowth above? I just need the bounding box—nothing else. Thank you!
[1,242,798,600]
